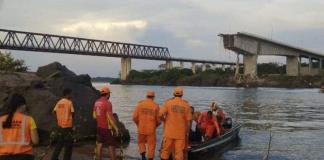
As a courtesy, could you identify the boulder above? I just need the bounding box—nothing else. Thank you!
[36,62,76,78]
[0,62,105,144]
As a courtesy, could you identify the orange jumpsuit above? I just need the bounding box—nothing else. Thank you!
[198,112,220,138]
[159,97,192,160]
[133,98,160,159]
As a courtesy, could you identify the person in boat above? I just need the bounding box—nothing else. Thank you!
[0,94,39,160]
[133,91,160,160]
[198,111,221,141]
[211,102,226,124]
[211,102,233,131]
[189,106,202,143]
[159,87,192,160]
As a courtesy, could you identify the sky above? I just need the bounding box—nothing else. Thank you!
[1,0,324,77]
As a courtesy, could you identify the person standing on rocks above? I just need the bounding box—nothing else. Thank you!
[0,93,39,160]
[51,88,74,160]
[93,86,119,160]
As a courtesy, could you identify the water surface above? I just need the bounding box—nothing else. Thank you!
[93,83,324,160]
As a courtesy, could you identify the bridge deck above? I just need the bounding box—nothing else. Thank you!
[220,32,324,59]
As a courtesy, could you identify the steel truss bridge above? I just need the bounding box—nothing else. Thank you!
[0,29,235,65]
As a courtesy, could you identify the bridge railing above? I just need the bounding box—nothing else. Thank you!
[0,29,171,59]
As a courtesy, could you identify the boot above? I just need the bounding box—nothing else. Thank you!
[141,152,147,160]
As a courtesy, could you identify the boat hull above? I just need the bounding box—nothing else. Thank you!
[188,123,242,159]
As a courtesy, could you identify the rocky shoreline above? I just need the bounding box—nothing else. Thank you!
[0,62,131,145]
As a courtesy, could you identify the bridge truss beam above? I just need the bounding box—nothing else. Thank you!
[0,29,171,60]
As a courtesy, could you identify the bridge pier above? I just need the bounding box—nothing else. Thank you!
[165,60,173,70]
[191,62,196,74]
[120,57,132,81]
[235,53,240,76]
[311,58,320,75]
[300,56,310,76]
[286,56,299,76]
[202,63,207,72]
[243,54,258,77]
[221,64,226,71]
[180,61,184,69]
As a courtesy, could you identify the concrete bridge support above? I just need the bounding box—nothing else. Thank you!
[165,60,173,70]
[221,64,225,71]
[180,61,184,69]
[191,62,196,74]
[120,57,132,80]
[286,56,299,76]
[202,64,207,72]
[243,54,258,77]
[235,53,240,76]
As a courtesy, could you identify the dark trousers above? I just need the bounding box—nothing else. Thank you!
[0,154,34,160]
[51,127,73,160]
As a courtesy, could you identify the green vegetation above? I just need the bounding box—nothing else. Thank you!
[122,68,236,86]
[0,51,28,72]
[116,62,324,88]
[257,63,286,75]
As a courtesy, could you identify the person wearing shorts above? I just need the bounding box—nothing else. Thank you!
[93,87,119,160]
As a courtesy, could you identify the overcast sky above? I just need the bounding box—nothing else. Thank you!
[1,0,324,77]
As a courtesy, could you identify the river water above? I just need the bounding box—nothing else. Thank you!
[92,83,324,160]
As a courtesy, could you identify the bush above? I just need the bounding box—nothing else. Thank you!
[0,51,28,72]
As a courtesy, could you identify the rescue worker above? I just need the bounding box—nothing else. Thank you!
[133,91,160,160]
[159,87,192,160]
[0,94,39,160]
[93,86,119,160]
[51,88,74,160]
[211,102,225,124]
[198,111,220,141]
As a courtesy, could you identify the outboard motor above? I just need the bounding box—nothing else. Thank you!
[222,117,232,129]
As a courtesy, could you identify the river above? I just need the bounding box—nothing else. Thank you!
[92,83,324,160]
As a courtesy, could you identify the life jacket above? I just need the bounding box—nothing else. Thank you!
[55,98,73,128]
[0,113,33,155]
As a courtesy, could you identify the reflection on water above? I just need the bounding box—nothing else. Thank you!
[92,84,324,160]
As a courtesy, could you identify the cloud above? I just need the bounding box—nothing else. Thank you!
[0,0,4,10]
[57,19,148,42]
[61,20,147,33]
[1,0,324,76]
[185,39,207,48]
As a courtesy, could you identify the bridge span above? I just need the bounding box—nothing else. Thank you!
[220,32,324,77]
[0,29,236,80]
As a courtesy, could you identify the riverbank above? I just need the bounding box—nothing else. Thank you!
[114,68,324,88]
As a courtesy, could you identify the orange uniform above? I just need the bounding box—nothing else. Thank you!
[198,112,220,138]
[159,97,192,160]
[53,98,74,128]
[133,98,160,159]
[0,112,37,155]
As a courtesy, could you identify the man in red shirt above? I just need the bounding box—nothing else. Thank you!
[93,87,119,160]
